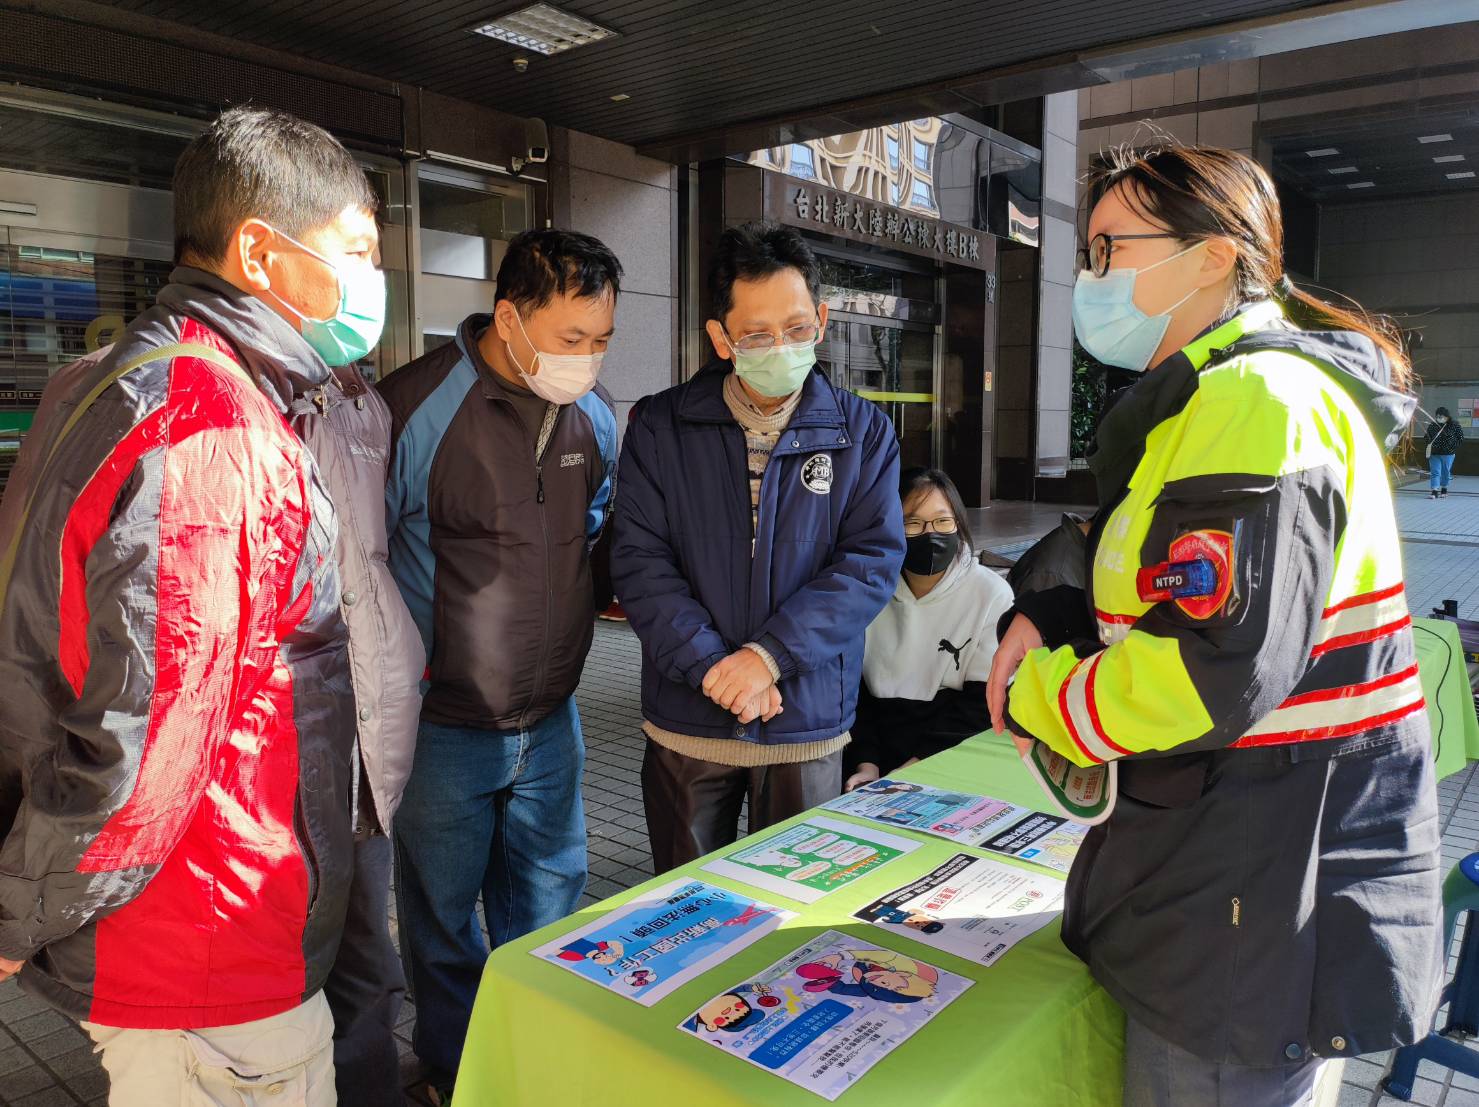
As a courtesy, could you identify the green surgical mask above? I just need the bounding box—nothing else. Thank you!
[727,339,816,398]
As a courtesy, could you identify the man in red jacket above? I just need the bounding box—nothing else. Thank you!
[0,108,371,1105]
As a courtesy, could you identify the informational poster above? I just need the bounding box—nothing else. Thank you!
[852,853,1064,968]
[700,815,920,904]
[679,930,972,1100]
[532,879,793,1006]
[978,812,1088,876]
[822,779,1032,848]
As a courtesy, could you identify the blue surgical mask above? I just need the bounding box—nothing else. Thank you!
[727,337,816,398]
[1071,242,1205,371]
[264,226,387,366]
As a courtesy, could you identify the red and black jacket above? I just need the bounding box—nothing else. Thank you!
[0,269,355,1029]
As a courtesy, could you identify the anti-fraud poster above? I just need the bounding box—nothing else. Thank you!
[822,779,1031,847]
[700,815,920,904]
[679,930,971,1100]
[531,879,794,1006]
[852,853,1064,968]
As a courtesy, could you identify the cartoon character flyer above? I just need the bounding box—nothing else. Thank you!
[822,779,1032,847]
[679,930,971,1100]
[532,879,794,1006]
[852,853,1064,968]
[700,815,920,904]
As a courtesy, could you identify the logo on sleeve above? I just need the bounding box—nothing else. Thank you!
[1166,529,1234,620]
[800,453,833,495]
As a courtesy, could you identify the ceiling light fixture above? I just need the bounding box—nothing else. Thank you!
[1305,147,1340,157]
[1417,133,1453,144]
[1434,154,1466,164]
[1346,181,1375,189]
[610,93,630,102]
[470,3,618,55]
[1446,171,1476,180]
[1327,166,1359,174]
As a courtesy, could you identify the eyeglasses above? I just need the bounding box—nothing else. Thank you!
[903,516,958,538]
[1077,232,1181,278]
[727,320,822,353]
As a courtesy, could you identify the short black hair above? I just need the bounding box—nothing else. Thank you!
[900,467,974,552]
[708,221,821,323]
[172,107,377,264]
[1437,406,1452,418]
[493,229,622,313]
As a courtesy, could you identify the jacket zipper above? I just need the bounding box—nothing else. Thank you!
[293,793,320,915]
[523,402,561,729]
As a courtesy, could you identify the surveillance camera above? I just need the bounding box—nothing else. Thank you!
[513,56,529,73]
[523,117,549,165]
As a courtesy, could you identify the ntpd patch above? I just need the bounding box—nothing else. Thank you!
[801,453,833,495]
[1167,529,1233,620]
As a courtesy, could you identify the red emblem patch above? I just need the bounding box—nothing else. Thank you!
[1167,529,1233,620]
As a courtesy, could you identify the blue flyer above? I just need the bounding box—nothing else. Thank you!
[679,929,973,1099]
[532,878,794,1006]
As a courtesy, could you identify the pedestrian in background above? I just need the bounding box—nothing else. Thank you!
[1426,405,1462,498]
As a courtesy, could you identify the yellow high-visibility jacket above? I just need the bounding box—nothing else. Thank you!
[1004,301,1441,1066]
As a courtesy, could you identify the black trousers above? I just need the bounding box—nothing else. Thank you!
[324,832,407,1107]
[641,738,843,875]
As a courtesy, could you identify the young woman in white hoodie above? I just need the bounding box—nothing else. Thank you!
[844,468,1017,791]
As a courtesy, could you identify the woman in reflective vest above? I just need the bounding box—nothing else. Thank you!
[988,145,1442,1106]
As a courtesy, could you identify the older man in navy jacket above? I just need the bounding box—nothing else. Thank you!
[612,221,905,873]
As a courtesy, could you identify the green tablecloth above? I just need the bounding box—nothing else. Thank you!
[453,736,1123,1107]
[1414,617,1479,780]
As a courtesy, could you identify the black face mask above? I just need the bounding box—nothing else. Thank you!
[904,532,960,576]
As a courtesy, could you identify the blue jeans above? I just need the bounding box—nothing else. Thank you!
[392,697,587,1082]
[1431,452,1455,490]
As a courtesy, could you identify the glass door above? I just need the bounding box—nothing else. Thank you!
[813,250,940,471]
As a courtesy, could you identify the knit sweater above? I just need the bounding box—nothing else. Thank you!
[643,372,849,768]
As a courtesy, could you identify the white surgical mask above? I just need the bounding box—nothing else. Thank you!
[507,309,603,405]
[1071,242,1205,371]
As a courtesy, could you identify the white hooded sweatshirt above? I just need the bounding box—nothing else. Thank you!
[862,549,1017,702]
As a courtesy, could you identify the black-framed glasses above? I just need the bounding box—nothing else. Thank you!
[727,319,822,353]
[1077,232,1180,277]
[902,515,958,538]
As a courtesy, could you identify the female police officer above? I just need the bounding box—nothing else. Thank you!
[987,145,1441,1106]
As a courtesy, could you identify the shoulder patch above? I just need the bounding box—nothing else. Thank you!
[1167,529,1234,620]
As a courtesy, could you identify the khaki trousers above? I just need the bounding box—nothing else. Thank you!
[81,991,336,1107]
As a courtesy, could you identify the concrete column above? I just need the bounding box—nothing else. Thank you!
[547,127,680,437]
[1036,90,1079,480]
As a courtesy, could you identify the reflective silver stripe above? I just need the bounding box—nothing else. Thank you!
[1243,668,1424,739]
[1062,653,1121,762]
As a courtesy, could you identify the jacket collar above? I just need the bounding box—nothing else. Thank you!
[677,360,847,429]
[154,266,332,413]
[1086,301,1283,506]
[456,313,545,403]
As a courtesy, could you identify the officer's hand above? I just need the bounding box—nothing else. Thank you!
[845,762,881,792]
[987,613,1044,736]
[703,650,775,714]
[0,956,22,983]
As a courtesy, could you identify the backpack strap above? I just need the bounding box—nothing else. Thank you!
[0,341,249,615]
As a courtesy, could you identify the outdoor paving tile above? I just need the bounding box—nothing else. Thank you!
[2,1065,59,1100]
[45,1046,100,1080]
[10,1087,81,1107]
[9,1011,68,1045]
[25,1028,86,1062]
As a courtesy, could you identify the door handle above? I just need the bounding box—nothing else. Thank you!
[0,201,38,217]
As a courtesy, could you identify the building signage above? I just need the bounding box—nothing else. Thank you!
[765,173,992,272]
